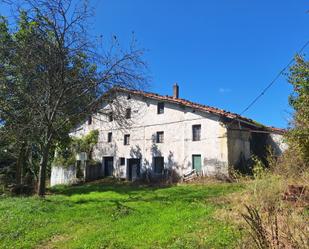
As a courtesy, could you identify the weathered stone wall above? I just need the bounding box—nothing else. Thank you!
[62,91,289,182]
[71,92,230,179]
[267,133,288,156]
[50,166,77,186]
[227,129,251,173]
[85,163,104,181]
[51,162,105,186]
[227,128,287,174]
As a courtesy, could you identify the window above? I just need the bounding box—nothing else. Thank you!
[154,157,164,174]
[125,108,131,119]
[120,157,125,165]
[87,116,92,125]
[108,112,113,122]
[108,132,112,143]
[192,124,201,141]
[157,102,164,114]
[156,131,164,143]
[124,134,130,145]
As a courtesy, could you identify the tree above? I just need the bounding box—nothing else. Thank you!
[0,0,147,196]
[0,14,34,186]
[287,55,309,168]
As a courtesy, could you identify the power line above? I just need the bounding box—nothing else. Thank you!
[86,107,285,135]
[229,40,309,126]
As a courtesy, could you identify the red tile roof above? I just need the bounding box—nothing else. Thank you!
[115,87,286,135]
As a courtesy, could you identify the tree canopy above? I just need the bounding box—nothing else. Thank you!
[0,0,147,196]
[286,55,309,169]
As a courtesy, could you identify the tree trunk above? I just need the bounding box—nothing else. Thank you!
[16,143,26,185]
[37,141,51,197]
[16,151,22,185]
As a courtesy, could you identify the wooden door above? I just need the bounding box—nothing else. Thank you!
[192,155,202,173]
[104,157,114,176]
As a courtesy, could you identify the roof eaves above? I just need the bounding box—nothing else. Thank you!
[113,87,285,132]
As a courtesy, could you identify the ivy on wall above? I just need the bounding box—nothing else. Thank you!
[53,130,99,167]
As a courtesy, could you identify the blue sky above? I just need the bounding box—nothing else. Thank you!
[1,0,308,128]
[91,0,308,128]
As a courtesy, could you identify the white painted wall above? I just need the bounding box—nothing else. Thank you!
[71,92,229,179]
[50,166,77,186]
[268,133,288,156]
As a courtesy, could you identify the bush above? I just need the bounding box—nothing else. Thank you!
[252,155,268,180]
[273,148,309,182]
[0,165,15,193]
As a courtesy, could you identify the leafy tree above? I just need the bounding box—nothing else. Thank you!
[0,0,146,196]
[0,14,34,186]
[287,55,309,168]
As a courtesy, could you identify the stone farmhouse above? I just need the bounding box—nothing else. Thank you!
[51,84,286,185]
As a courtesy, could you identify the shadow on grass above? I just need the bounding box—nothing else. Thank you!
[48,178,243,206]
[49,178,172,196]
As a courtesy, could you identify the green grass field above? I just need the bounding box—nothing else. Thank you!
[0,180,243,249]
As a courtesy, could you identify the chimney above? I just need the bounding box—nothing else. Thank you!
[173,83,179,98]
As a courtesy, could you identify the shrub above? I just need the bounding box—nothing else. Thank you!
[252,155,268,180]
[284,55,309,172]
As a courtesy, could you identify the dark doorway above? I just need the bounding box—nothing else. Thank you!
[127,159,141,181]
[250,133,269,167]
[153,156,164,174]
[103,157,114,177]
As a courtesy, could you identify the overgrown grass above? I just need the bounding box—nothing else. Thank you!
[0,179,243,249]
[214,174,309,248]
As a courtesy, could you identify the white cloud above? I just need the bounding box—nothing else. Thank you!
[219,88,231,93]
